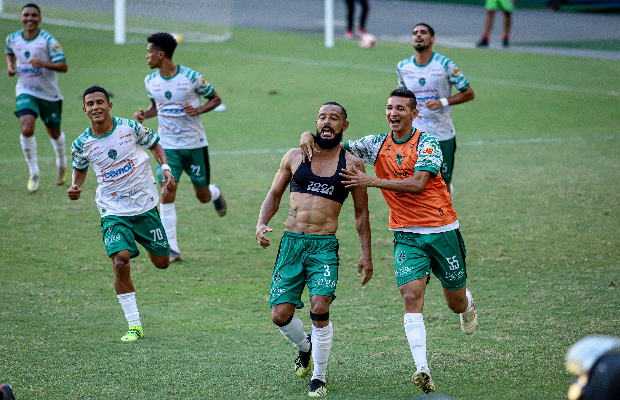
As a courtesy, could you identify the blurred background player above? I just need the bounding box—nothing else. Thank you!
[68,86,175,342]
[397,23,474,196]
[256,102,373,397]
[477,0,517,47]
[344,0,370,39]
[5,3,68,192]
[135,32,227,263]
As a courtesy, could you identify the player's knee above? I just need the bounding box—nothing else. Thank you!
[153,256,169,269]
[20,125,35,137]
[112,256,130,276]
[401,289,423,306]
[272,311,293,326]
[196,191,211,203]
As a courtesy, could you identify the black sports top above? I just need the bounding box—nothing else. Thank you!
[290,148,349,204]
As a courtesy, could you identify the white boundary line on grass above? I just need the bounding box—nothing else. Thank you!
[1,135,616,163]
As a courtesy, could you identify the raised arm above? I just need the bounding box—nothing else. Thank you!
[256,150,295,249]
[347,157,373,285]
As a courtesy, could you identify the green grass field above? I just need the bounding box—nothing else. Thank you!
[1,14,619,400]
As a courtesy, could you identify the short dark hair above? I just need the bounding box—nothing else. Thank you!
[83,86,110,103]
[389,88,417,110]
[147,32,177,59]
[22,3,41,14]
[321,102,347,121]
[413,23,434,37]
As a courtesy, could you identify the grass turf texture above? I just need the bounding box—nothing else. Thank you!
[1,18,619,400]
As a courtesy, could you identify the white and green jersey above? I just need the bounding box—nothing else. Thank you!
[397,52,469,141]
[144,65,215,150]
[71,117,161,217]
[5,28,65,101]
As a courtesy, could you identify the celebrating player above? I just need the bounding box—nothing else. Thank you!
[396,23,475,196]
[301,89,477,395]
[5,3,68,192]
[68,86,175,342]
[256,103,373,397]
[134,32,227,263]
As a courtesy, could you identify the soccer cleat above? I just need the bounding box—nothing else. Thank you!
[413,366,435,394]
[460,303,478,335]
[57,165,68,185]
[308,379,327,397]
[345,30,354,39]
[476,38,489,47]
[169,250,182,262]
[295,333,312,377]
[27,174,40,192]
[120,325,143,342]
[503,37,510,47]
[212,185,227,217]
[0,384,16,400]
[357,27,367,35]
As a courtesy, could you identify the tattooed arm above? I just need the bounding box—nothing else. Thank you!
[256,149,296,249]
[347,154,373,285]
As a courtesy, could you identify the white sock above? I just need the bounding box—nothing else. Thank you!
[50,131,67,168]
[208,184,221,202]
[277,315,310,352]
[117,292,141,327]
[311,322,333,383]
[404,313,427,370]
[465,288,473,312]
[160,203,179,253]
[20,134,39,176]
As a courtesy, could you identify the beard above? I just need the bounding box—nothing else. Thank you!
[413,42,430,52]
[315,127,343,149]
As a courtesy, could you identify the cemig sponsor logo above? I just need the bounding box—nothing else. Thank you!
[102,159,135,182]
[159,103,186,117]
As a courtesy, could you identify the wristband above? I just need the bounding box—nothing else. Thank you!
[440,98,449,107]
[160,164,171,172]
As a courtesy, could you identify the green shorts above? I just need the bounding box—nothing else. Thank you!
[100,206,169,259]
[393,229,467,290]
[157,147,210,189]
[15,94,62,129]
[269,231,340,309]
[485,0,515,12]
[438,137,456,185]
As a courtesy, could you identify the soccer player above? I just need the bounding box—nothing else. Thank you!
[134,32,227,263]
[256,103,373,397]
[68,86,175,342]
[300,89,477,395]
[344,0,370,39]
[477,0,516,47]
[5,3,68,192]
[396,23,474,196]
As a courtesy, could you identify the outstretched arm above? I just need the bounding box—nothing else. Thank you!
[256,151,294,249]
[348,159,373,285]
[341,164,432,195]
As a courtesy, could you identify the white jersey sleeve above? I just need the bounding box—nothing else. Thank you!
[343,134,389,165]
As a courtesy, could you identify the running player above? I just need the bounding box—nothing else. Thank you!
[5,3,68,192]
[396,23,475,196]
[134,32,227,262]
[300,89,477,395]
[68,86,175,342]
[257,102,373,397]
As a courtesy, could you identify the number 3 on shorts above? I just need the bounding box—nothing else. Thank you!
[323,265,331,277]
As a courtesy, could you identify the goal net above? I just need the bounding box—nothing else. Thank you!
[0,0,232,44]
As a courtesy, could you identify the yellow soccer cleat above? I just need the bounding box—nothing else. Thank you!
[27,174,40,192]
[120,325,143,342]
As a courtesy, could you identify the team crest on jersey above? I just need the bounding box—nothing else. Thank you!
[419,78,425,86]
[453,67,461,77]
[108,149,118,160]
[396,153,403,166]
[25,51,30,59]
[273,273,282,284]
[165,91,172,100]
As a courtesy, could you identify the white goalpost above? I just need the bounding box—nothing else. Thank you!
[324,0,334,48]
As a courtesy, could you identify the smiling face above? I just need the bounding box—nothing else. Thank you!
[411,24,434,52]
[386,96,418,137]
[315,104,349,149]
[20,6,41,34]
[83,92,113,124]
